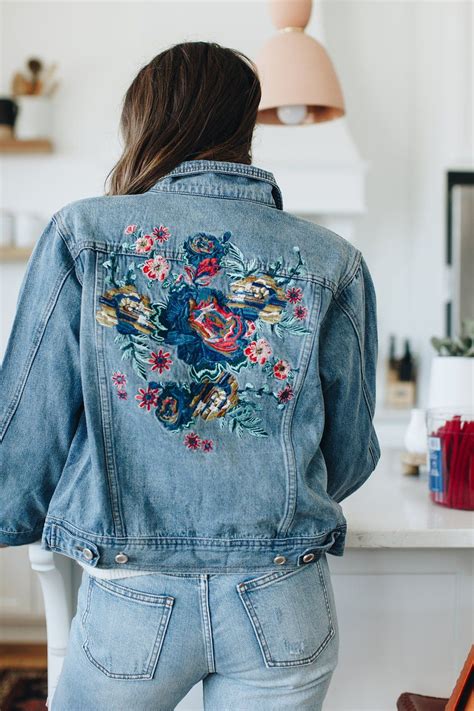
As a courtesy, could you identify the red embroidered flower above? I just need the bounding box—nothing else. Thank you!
[111,371,127,387]
[294,304,308,320]
[184,431,201,450]
[117,389,128,400]
[124,224,137,235]
[201,439,214,452]
[244,320,256,339]
[286,286,303,303]
[278,385,294,403]
[194,258,221,284]
[148,349,172,374]
[135,385,160,411]
[244,338,272,365]
[273,359,291,380]
[141,255,171,281]
[153,225,171,243]
[135,234,155,254]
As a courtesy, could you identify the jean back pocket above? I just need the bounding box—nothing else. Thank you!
[236,558,335,668]
[81,577,175,679]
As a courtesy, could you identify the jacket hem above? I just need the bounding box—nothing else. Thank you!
[42,518,347,572]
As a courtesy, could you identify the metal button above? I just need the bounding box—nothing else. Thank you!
[115,552,129,564]
[273,555,287,565]
[302,552,316,563]
[82,548,94,561]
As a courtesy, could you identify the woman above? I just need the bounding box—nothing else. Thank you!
[0,42,380,710]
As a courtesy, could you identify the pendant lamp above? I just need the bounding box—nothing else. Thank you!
[256,0,345,125]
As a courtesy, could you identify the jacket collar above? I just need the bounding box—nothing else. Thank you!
[148,159,283,211]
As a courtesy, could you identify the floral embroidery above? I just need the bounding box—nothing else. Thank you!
[148,349,172,374]
[244,338,272,365]
[97,225,312,440]
[111,371,128,399]
[294,304,308,320]
[273,359,291,380]
[141,255,171,282]
[286,286,303,303]
[135,384,160,411]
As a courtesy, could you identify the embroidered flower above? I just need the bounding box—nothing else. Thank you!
[227,274,287,324]
[194,257,221,285]
[135,384,160,411]
[111,371,127,388]
[124,224,137,235]
[153,225,170,243]
[117,389,128,400]
[244,320,256,339]
[96,285,154,336]
[183,232,229,267]
[286,286,303,303]
[158,285,247,372]
[278,385,294,403]
[294,304,308,320]
[190,372,239,421]
[153,383,195,431]
[184,431,201,450]
[141,255,171,282]
[273,359,291,380]
[201,439,214,452]
[244,338,273,365]
[135,234,155,254]
[149,349,172,374]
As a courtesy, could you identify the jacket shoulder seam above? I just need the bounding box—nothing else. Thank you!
[52,213,84,286]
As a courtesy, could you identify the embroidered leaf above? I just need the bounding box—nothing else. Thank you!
[272,314,311,339]
[222,243,260,279]
[226,401,269,438]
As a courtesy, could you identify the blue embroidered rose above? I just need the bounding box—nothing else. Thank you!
[183,231,230,267]
[151,382,195,431]
[159,284,247,372]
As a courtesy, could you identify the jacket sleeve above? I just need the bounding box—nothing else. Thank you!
[0,214,83,545]
[318,254,381,504]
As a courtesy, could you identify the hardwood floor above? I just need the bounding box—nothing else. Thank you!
[0,643,47,669]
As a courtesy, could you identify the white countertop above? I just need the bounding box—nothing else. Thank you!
[341,447,474,548]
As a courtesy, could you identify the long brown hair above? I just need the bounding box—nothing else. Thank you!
[106,41,261,195]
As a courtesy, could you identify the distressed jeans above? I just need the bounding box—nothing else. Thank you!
[51,553,339,710]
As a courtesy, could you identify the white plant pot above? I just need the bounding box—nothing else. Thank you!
[427,356,474,411]
[14,96,52,140]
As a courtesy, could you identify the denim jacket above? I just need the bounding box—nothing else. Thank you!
[0,159,380,573]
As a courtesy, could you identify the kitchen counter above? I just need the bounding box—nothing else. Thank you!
[341,446,474,549]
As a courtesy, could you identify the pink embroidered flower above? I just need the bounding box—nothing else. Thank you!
[117,389,128,400]
[184,431,201,450]
[149,349,172,374]
[124,224,137,235]
[278,385,294,403]
[273,359,291,380]
[183,265,195,285]
[194,258,221,284]
[135,234,155,254]
[141,255,171,281]
[153,225,171,243]
[135,385,160,411]
[201,439,214,453]
[244,320,257,339]
[286,286,303,303]
[111,371,127,388]
[294,304,308,320]
[244,338,272,365]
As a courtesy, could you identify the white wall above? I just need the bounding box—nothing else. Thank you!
[1,0,473,409]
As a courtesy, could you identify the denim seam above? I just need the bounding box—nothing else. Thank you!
[149,185,280,210]
[276,284,323,537]
[52,214,84,287]
[44,517,346,545]
[67,242,337,290]
[199,576,216,673]
[0,264,75,442]
[94,253,126,536]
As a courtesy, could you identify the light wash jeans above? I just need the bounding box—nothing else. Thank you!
[51,553,339,710]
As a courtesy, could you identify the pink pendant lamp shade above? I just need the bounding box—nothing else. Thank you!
[256,0,345,125]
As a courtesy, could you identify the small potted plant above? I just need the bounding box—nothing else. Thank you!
[10,57,59,140]
[428,319,474,410]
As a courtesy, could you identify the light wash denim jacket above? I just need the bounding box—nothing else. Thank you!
[0,159,380,573]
